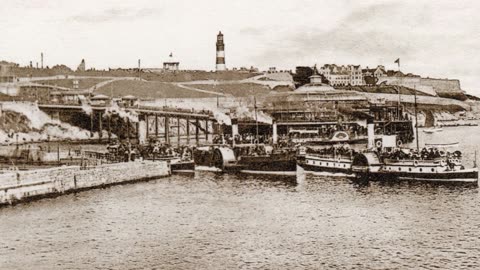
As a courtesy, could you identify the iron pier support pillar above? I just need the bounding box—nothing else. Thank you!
[165,116,170,144]
[126,118,130,143]
[205,119,209,142]
[195,118,200,146]
[186,118,190,145]
[146,114,149,139]
[177,117,181,146]
[90,113,94,138]
[98,111,103,141]
[155,115,159,138]
[107,115,111,143]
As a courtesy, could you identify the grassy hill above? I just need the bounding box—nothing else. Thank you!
[94,80,217,99]
[143,70,259,82]
[12,66,259,83]
[187,83,271,97]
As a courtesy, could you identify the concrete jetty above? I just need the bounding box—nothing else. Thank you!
[0,160,170,206]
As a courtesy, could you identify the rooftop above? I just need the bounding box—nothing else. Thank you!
[163,53,179,64]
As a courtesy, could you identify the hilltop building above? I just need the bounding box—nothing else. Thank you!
[216,31,226,71]
[295,65,336,92]
[77,59,86,72]
[361,65,388,85]
[319,64,363,86]
[163,53,179,72]
[0,61,17,83]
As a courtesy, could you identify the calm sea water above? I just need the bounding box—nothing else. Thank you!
[1,126,479,269]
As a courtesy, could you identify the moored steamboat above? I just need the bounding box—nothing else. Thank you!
[297,145,355,176]
[351,119,478,184]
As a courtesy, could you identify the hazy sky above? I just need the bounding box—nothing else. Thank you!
[1,0,479,93]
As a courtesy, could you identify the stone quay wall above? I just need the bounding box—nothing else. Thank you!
[0,161,170,205]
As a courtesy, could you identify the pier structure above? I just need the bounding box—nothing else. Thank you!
[38,104,218,145]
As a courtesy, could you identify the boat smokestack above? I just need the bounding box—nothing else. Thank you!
[231,118,238,146]
[367,117,375,150]
[272,120,278,144]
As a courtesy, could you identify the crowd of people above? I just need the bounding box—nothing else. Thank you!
[212,134,275,145]
[106,140,193,162]
[381,147,462,161]
[305,145,356,158]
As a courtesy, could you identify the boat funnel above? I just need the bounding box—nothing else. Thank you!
[232,118,239,146]
[272,120,278,144]
[367,117,375,150]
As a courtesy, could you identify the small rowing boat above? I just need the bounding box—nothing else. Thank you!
[425,142,459,148]
[423,127,443,134]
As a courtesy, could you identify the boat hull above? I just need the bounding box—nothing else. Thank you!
[238,156,297,175]
[358,169,478,183]
[171,160,195,173]
[297,156,353,176]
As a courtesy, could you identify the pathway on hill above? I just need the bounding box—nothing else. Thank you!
[240,74,294,89]
[19,75,144,93]
[87,77,146,93]
[178,74,294,89]
[21,75,132,82]
[174,83,226,96]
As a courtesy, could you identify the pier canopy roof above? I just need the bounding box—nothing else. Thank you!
[122,95,137,100]
[295,83,336,92]
[91,94,110,100]
[266,89,367,103]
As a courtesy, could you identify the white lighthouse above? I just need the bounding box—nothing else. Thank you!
[216,31,226,71]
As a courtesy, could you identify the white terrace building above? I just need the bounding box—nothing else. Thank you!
[319,64,363,86]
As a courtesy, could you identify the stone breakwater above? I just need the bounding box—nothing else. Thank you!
[0,161,170,206]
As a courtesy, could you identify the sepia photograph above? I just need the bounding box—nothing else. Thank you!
[1,0,479,269]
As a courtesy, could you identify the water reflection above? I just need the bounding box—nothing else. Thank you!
[0,126,479,269]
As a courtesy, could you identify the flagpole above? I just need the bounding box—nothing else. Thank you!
[254,96,259,143]
[395,58,401,119]
[414,85,419,152]
[397,85,401,119]
[253,96,258,143]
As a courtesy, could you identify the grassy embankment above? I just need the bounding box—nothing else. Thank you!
[187,83,271,97]
[94,80,218,99]
[13,67,258,82]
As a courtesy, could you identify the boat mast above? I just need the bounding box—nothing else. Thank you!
[475,150,477,168]
[414,85,419,151]
[254,96,259,143]
[397,85,401,119]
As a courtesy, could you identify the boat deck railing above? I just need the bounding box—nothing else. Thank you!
[306,153,353,160]
[383,158,443,164]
